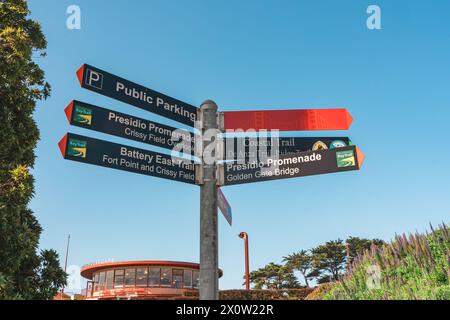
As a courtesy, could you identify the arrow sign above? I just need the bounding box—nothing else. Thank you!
[65,100,194,155]
[58,133,196,184]
[76,64,197,126]
[223,109,352,132]
[217,187,232,226]
[220,146,364,186]
[222,137,351,161]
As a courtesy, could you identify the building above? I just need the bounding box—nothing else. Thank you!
[80,260,223,300]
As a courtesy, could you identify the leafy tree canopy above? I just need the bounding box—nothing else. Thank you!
[0,0,66,300]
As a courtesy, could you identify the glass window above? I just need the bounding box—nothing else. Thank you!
[192,271,199,289]
[99,272,106,290]
[124,268,136,287]
[86,282,93,297]
[183,270,192,288]
[149,268,160,287]
[94,273,99,291]
[106,270,114,289]
[173,269,183,289]
[160,268,172,287]
[136,268,148,287]
[114,269,124,288]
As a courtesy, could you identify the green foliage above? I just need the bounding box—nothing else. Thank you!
[183,288,314,300]
[249,236,385,290]
[283,250,312,287]
[219,289,314,300]
[346,237,385,266]
[310,240,346,282]
[0,0,66,299]
[304,283,335,300]
[322,224,449,300]
[248,263,301,290]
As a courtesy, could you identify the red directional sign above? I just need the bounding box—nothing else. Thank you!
[223,108,353,132]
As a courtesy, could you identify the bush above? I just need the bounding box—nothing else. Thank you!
[323,224,449,300]
[304,283,335,300]
[219,289,314,300]
[183,289,314,300]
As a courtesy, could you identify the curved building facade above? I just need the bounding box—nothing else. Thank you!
[81,260,222,300]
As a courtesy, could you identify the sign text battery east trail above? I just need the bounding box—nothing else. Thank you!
[58,133,196,184]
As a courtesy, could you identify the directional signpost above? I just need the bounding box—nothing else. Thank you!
[60,63,365,300]
[222,136,351,161]
[76,64,197,126]
[220,146,364,186]
[217,187,232,226]
[65,100,194,154]
[58,133,195,184]
[222,108,353,132]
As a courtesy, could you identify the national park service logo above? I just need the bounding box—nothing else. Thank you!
[67,138,87,158]
[73,104,93,125]
[336,150,355,168]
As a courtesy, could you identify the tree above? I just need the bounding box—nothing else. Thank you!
[0,0,66,299]
[249,263,301,290]
[346,237,385,265]
[282,250,312,287]
[310,240,346,282]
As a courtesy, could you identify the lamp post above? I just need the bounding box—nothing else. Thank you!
[61,234,70,299]
[238,232,250,290]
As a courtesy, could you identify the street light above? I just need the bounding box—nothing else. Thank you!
[238,232,250,290]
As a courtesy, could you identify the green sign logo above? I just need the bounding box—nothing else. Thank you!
[73,104,93,125]
[67,138,87,158]
[336,150,355,168]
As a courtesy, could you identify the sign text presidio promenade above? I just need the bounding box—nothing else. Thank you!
[65,100,194,154]
[221,146,364,186]
[60,63,365,300]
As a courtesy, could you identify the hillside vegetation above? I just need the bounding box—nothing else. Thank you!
[320,224,449,300]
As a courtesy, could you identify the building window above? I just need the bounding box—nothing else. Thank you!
[136,268,148,287]
[192,271,199,289]
[173,269,183,289]
[114,269,124,288]
[86,282,93,297]
[183,270,192,288]
[160,268,172,287]
[106,270,114,289]
[124,268,136,287]
[99,272,106,290]
[148,268,160,287]
[93,273,99,291]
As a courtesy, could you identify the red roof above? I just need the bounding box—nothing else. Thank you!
[81,260,223,279]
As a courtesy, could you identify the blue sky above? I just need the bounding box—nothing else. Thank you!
[28,0,450,290]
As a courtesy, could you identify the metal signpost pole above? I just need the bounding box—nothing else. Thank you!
[199,100,219,300]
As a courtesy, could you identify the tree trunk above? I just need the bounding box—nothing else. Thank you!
[301,271,309,287]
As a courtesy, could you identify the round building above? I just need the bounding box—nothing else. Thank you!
[81,260,222,300]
